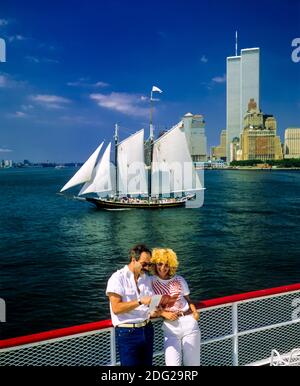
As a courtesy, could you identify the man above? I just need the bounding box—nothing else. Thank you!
[106,244,153,366]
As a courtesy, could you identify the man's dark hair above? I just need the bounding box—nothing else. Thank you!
[129,244,151,261]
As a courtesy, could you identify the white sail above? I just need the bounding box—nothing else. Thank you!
[117,129,148,195]
[60,142,103,192]
[79,143,112,196]
[151,122,202,195]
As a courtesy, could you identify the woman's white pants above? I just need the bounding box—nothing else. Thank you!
[162,314,201,366]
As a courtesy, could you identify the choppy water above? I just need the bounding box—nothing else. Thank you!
[1,168,300,339]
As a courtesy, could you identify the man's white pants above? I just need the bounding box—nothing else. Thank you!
[162,314,201,366]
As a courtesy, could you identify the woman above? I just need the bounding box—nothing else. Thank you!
[151,248,201,366]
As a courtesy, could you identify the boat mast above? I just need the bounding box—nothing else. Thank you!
[149,90,154,199]
[148,86,163,200]
[114,123,119,198]
[150,89,154,142]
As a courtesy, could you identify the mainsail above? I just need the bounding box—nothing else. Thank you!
[79,143,112,196]
[117,129,148,195]
[60,142,103,192]
[151,122,202,196]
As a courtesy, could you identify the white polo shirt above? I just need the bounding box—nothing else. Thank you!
[106,265,153,327]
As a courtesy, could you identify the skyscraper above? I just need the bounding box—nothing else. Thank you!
[183,113,207,162]
[284,128,300,158]
[226,48,260,161]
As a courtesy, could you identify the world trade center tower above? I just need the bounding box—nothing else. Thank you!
[226,48,260,161]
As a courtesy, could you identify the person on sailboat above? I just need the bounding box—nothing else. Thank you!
[150,248,201,366]
[106,244,154,366]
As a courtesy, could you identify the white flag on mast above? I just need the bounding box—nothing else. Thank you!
[152,86,163,93]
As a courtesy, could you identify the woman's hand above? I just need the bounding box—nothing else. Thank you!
[161,311,179,321]
[192,311,200,321]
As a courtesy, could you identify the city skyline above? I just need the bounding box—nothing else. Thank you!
[0,0,299,163]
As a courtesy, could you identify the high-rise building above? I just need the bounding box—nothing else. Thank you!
[226,48,260,161]
[230,137,241,161]
[241,99,282,161]
[183,113,207,162]
[211,130,227,160]
[284,128,300,158]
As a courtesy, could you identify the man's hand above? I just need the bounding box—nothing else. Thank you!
[140,296,151,306]
[108,292,151,314]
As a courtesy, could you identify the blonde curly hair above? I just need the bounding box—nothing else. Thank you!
[151,248,179,278]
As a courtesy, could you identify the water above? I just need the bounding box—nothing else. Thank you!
[1,168,300,339]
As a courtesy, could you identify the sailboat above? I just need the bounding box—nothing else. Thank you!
[60,88,204,210]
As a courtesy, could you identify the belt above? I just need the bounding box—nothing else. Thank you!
[177,309,193,317]
[117,319,150,328]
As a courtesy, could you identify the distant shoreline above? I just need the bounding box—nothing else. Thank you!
[2,165,300,172]
[204,167,300,171]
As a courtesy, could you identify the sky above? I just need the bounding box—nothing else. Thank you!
[0,0,299,162]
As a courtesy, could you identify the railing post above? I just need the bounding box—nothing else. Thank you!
[232,303,238,366]
[110,328,117,366]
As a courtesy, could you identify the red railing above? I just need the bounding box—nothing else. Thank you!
[1,282,300,351]
[198,283,300,308]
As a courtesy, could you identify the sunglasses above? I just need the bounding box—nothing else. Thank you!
[140,262,152,268]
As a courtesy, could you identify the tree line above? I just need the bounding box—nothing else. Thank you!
[230,159,300,167]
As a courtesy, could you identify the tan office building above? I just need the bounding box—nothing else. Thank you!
[211,130,227,160]
[241,99,282,161]
[284,128,300,158]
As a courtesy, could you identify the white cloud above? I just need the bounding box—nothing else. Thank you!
[31,94,71,109]
[15,111,27,117]
[7,111,28,118]
[0,19,9,26]
[212,74,226,83]
[44,58,59,64]
[67,78,87,86]
[67,78,109,88]
[90,92,149,117]
[26,56,40,63]
[0,75,7,87]
[94,81,109,88]
[200,55,208,63]
[59,115,101,126]
[8,34,27,43]
[21,104,34,111]
[0,147,12,152]
[0,73,25,88]
[7,104,34,118]
[26,56,59,64]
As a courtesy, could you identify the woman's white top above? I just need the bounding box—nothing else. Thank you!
[151,275,190,313]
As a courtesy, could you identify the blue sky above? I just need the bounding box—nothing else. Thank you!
[0,0,299,162]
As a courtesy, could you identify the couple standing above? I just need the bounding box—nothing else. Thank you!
[106,244,201,366]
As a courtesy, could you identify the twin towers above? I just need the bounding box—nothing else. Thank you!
[226,47,260,161]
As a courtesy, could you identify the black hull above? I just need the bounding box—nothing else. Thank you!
[85,197,186,210]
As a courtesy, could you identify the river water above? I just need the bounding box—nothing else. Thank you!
[1,168,300,338]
